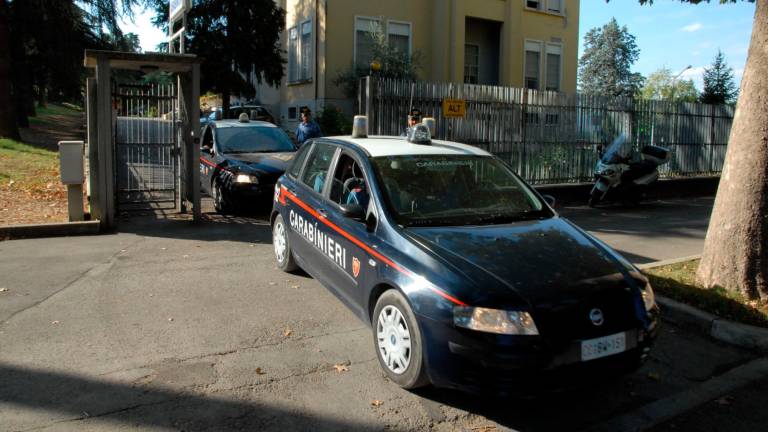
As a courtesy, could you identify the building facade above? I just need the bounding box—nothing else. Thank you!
[278,0,580,128]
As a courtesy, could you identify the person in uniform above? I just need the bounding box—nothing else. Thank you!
[296,107,322,147]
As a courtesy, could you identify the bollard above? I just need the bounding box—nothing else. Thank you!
[58,141,85,222]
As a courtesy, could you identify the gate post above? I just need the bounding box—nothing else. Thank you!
[95,57,115,229]
[86,78,100,220]
[179,63,201,220]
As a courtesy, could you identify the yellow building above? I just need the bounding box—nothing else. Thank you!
[279,0,580,127]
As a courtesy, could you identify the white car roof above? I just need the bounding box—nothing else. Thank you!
[213,120,276,128]
[325,135,492,158]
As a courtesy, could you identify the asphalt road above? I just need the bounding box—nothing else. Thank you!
[1,196,760,432]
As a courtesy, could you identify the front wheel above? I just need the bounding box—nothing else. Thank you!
[272,214,298,272]
[373,290,429,389]
[212,179,234,214]
[588,188,602,207]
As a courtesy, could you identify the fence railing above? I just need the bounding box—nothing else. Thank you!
[359,77,734,185]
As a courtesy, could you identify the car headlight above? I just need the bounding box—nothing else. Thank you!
[235,174,258,184]
[642,283,656,311]
[453,307,539,335]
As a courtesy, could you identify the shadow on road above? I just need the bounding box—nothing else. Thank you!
[0,363,378,431]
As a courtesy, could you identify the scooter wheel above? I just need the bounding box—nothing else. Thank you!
[588,189,602,208]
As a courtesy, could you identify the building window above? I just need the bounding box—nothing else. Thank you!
[288,106,298,120]
[288,27,298,82]
[545,43,562,91]
[355,17,381,69]
[524,40,542,90]
[464,44,479,84]
[526,0,541,10]
[300,20,313,80]
[387,21,411,55]
[547,0,563,13]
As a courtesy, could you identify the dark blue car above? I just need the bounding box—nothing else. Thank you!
[200,118,295,213]
[270,123,659,394]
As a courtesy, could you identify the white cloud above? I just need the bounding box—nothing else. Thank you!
[681,22,704,33]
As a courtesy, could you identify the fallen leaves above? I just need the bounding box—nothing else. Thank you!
[371,399,383,407]
[0,287,8,292]
[282,327,293,337]
[167,317,174,322]
[332,363,349,373]
[51,320,60,325]
[255,367,265,375]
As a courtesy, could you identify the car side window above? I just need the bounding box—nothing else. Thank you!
[300,143,337,194]
[202,127,214,149]
[288,143,312,179]
[330,153,370,210]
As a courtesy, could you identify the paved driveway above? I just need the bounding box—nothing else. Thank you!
[2,197,758,432]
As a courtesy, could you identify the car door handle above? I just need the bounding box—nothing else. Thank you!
[317,208,328,218]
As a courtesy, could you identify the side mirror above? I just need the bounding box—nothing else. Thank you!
[340,203,365,221]
[543,195,556,208]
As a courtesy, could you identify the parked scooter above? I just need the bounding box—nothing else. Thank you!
[588,134,671,207]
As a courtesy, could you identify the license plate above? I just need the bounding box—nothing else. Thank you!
[581,332,626,362]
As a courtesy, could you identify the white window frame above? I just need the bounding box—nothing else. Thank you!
[354,16,382,69]
[386,20,412,56]
[464,43,480,84]
[524,0,565,15]
[299,19,313,81]
[545,42,563,92]
[288,26,299,83]
[524,39,543,90]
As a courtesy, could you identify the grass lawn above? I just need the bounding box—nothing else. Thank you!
[0,138,67,226]
[644,259,768,328]
[27,103,82,126]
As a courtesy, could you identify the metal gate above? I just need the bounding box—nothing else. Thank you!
[112,82,180,210]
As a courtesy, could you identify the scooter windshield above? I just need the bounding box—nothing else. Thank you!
[601,134,631,164]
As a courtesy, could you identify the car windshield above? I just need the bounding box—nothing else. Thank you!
[216,126,294,153]
[371,155,549,227]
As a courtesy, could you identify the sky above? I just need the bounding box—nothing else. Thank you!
[120,0,757,91]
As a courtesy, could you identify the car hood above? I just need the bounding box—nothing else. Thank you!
[405,217,637,308]
[223,152,294,175]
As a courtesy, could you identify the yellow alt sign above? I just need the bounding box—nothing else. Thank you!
[442,99,466,118]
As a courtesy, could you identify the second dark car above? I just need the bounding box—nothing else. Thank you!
[200,117,296,213]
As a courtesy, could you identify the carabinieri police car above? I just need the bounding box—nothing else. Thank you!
[270,118,659,394]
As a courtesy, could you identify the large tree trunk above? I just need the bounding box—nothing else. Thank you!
[696,1,768,301]
[0,0,20,140]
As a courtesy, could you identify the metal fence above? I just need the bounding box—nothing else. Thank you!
[360,77,734,184]
[112,82,180,210]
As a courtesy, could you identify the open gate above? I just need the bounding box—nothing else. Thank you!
[112,82,181,211]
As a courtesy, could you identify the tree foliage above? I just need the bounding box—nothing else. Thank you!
[639,67,699,103]
[578,18,644,97]
[147,0,286,114]
[333,21,422,99]
[700,50,738,105]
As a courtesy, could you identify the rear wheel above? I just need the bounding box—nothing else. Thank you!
[272,214,298,272]
[373,290,429,389]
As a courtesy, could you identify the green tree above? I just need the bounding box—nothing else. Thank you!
[148,0,286,115]
[632,0,763,300]
[700,49,738,104]
[0,0,19,139]
[638,67,699,102]
[578,18,644,97]
[333,20,422,99]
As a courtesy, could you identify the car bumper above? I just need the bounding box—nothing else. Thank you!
[226,182,275,200]
[417,314,658,395]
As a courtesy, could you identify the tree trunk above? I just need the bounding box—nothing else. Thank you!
[696,1,768,301]
[0,0,20,140]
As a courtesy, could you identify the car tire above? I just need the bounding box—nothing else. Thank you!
[212,179,233,214]
[272,214,298,272]
[372,290,430,389]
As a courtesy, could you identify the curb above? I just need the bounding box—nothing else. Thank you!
[641,255,768,353]
[0,220,101,240]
